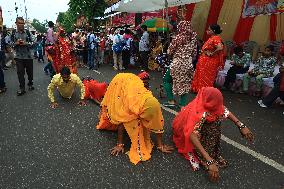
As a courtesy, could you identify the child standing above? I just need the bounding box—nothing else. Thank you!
[37,35,44,63]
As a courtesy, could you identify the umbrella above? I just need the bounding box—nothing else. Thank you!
[142,18,171,32]
[115,0,205,13]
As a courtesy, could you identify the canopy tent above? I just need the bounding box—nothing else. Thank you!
[115,0,205,13]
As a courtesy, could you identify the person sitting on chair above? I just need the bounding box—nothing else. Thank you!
[223,46,251,90]
[241,45,277,97]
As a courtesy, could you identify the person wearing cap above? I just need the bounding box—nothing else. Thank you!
[191,24,225,93]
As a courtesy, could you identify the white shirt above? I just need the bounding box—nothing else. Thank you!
[87,33,96,50]
[139,31,149,52]
[112,34,123,45]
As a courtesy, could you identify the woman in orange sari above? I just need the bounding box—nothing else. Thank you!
[97,73,173,165]
[191,24,225,93]
[172,87,254,182]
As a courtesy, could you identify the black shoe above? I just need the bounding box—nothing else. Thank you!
[28,86,35,91]
[17,90,26,96]
[0,87,7,94]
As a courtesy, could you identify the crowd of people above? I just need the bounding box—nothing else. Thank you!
[1,16,284,183]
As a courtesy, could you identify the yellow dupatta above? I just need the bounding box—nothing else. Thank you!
[97,73,164,164]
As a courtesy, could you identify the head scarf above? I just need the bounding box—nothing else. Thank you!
[168,20,197,55]
[172,87,225,155]
[83,79,108,101]
[177,21,196,45]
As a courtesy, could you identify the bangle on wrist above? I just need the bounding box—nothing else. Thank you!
[206,159,216,166]
[237,121,247,130]
[117,143,124,147]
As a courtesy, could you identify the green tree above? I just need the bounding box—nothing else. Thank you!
[56,0,107,32]
[31,19,47,33]
[68,0,107,27]
[57,11,75,33]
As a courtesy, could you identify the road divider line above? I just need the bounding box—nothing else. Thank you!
[92,69,101,74]
[160,105,284,173]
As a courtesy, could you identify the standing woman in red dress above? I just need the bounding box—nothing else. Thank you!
[191,24,224,93]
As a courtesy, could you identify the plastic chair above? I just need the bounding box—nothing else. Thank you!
[224,41,236,60]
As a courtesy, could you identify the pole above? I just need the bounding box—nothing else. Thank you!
[24,0,29,30]
[165,0,169,38]
[165,0,169,22]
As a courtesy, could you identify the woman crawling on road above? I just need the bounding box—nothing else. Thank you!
[96,73,173,165]
[172,87,254,182]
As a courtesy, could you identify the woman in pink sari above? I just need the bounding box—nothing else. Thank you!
[191,24,225,93]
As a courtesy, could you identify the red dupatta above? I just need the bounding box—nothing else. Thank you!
[172,87,225,155]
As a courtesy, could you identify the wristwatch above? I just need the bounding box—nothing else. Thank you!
[236,121,247,129]
[206,159,216,166]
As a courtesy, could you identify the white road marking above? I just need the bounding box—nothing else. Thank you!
[160,105,284,173]
[92,69,101,74]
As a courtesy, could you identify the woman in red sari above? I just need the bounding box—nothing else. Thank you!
[172,87,254,182]
[191,24,225,93]
[52,28,77,74]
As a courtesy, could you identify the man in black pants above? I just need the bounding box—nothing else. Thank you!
[223,46,251,90]
[11,17,34,96]
[258,66,284,108]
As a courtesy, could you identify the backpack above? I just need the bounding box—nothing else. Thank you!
[87,34,95,49]
[113,35,124,53]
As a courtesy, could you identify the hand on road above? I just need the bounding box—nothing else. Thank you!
[208,163,220,182]
[157,144,174,153]
[241,127,254,143]
[50,102,59,109]
[110,144,124,156]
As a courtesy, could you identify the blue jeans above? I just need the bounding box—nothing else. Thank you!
[88,49,96,69]
[38,50,44,62]
[44,62,55,77]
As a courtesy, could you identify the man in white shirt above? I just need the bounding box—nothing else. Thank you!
[139,25,150,71]
[87,28,98,70]
[112,29,124,70]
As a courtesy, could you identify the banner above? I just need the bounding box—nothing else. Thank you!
[242,0,281,17]
[278,0,284,12]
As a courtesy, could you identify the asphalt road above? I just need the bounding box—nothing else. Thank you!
[0,60,283,189]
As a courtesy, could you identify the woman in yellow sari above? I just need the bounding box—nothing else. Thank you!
[97,73,173,165]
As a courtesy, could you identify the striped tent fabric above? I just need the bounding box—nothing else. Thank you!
[186,0,284,48]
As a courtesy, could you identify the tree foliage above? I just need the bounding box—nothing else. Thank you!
[57,12,75,34]
[56,0,107,32]
[68,0,107,21]
[31,19,48,33]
